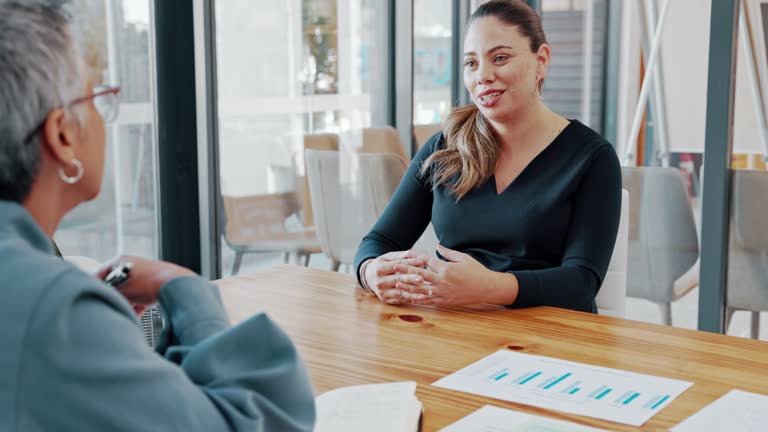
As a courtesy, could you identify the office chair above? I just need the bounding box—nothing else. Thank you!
[725,169,768,338]
[621,167,699,325]
[305,149,438,271]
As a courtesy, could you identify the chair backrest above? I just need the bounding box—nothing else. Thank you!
[305,150,409,264]
[360,126,408,161]
[221,192,301,246]
[726,169,768,311]
[621,167,699,303]
[305,150,343,263]
[301,134,340,227]
[731,170,768,250]
[596,189,629,317]
[413,123,442,150]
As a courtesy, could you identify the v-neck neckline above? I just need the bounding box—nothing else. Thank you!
[492,120,575,196]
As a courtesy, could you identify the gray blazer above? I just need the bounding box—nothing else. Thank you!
[0,201,315,431]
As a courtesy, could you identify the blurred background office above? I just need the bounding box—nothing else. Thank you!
[55,0,767,340]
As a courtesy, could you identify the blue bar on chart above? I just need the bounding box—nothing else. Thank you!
[650,395,670,410]
[643,395,661,409]
[494,372,509,381]
[543,372,572,390]
[513,371,532,384]
[588,385,608,398]
[561,381,582,394]
[615,390,633,404]
[595,388,613,400]
[519,371,542,385]
[569,387,581,395]
[623,392,640,405]
[488,368,509,380]
[538,376,557,389]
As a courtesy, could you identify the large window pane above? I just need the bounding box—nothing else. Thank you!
[54,0,159,261]
[215,0,388,276]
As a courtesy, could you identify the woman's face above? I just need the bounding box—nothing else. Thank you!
[76,79,106,200]
[463,16,547,124]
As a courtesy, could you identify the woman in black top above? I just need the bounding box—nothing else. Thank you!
[353,0,621,313]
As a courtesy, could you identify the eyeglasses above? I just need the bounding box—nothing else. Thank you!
[72,85,121,123]
[24,85,121,144]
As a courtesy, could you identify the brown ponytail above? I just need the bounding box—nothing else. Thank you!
[420,105,501,201]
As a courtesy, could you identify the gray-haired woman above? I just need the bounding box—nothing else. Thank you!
[0,2,314,430]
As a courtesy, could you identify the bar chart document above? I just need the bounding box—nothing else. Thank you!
[671,390,768,432]
[433,350,693,426]
[440,405,610,432]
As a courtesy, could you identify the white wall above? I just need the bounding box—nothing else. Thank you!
[617,0,768,159]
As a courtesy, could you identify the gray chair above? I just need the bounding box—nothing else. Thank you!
[726,170,768,338]
[305,149,438,271]
[622,167,700,325]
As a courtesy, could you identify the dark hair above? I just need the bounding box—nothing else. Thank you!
[470,0,547,55]
[421,0,548,201]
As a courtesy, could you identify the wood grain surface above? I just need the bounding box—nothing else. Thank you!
[216,265,768,431]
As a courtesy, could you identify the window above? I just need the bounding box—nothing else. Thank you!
[54,0,159,261]
[214,0,390,275]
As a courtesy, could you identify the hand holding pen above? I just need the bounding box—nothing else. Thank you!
[98,255,196,306]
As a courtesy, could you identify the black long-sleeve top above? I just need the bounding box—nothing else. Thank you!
[353,120,622,313]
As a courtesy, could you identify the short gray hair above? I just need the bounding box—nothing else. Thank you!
[0,0,85,202]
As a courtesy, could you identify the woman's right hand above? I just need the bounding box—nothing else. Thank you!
[97,255,196,307]
[362,251,426,305]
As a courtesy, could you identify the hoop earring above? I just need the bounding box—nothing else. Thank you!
[59,158,84,184]
[536,75,544,102]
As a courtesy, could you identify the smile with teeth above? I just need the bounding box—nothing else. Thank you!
[479,91,504,105]
[480,91,501,103]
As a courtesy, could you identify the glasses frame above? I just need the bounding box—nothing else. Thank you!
[24,85,122,144]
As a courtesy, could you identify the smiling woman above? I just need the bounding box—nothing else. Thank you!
[354,0,622,314]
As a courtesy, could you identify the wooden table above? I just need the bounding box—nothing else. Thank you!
[216,265,768,431]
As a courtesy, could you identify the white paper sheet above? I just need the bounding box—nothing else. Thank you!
[440,405,610,432]
[671,389,768,432]
[433,350,692,426]
[315,381,421,432]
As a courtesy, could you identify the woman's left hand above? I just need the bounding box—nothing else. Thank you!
[393,245,517,306]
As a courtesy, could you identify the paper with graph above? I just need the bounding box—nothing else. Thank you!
[433,350,692,426]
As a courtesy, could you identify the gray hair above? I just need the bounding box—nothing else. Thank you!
[0,0,86,202]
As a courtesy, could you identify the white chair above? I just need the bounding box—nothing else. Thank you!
[596,189,629,317]
[305,149,438,271]
[621,167,700,325]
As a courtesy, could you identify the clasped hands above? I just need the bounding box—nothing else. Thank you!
[363,245,513,306]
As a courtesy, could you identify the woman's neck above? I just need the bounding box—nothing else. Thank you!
[490,102,565,152]
[23,172,74,238]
